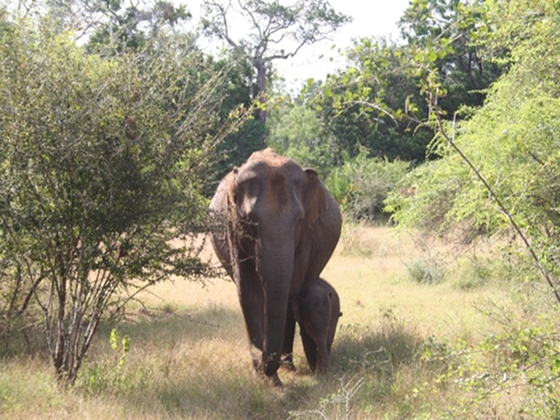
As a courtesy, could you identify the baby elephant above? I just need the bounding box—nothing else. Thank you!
[293,277,342,374]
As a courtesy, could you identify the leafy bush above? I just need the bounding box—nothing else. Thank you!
[407,258,445,284]
[386,2,560,416]
[79,329,139,395]
[267,102,340,177]
[386,0,560,255]
[0,13,244,384]
[326,151,410,221]
[414,295,560,419]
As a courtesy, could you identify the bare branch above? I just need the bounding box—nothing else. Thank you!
[237,0,264,41]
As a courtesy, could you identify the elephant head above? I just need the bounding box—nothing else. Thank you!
[209,148,342,386]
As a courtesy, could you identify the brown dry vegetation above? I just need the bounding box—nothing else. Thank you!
[0,224,536,419]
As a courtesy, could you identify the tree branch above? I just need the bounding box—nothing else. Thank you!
[434,108,560,304]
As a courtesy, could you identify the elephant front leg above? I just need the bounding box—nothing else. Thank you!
[261,282,291,387]
[236,267,265,374]
[281,311,297,371]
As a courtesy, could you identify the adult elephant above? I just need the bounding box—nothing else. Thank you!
[209,148,342,386]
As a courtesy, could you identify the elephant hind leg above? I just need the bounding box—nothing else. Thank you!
[316,340,330,374]
[280,353,296,372]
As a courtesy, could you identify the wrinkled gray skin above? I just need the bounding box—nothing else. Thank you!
[209,148,342,387]
[293,277,341,374]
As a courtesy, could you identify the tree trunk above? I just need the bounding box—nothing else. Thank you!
[255,60,267,148]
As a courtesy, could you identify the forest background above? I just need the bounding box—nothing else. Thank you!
[1,0,560,418]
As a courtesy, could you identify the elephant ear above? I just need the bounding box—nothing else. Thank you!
[303,168,327,227]
[225,168,239,211]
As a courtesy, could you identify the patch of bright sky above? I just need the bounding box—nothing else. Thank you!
[186,0,411,87]
[275,0,411,86]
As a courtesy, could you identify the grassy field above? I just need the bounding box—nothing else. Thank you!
[0,224,544,419]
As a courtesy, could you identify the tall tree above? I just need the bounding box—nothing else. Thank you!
[399,0,504,113]
[315,38,433,162]
[311,0,505,162]
[45,0,191,51]
[202,0,350,142]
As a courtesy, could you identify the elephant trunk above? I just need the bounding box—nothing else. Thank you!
[258,234,294,382]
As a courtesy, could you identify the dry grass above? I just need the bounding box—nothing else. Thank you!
[0,225,533,419]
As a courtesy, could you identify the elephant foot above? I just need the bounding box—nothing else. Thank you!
[280,360,296,372]
[252,358,262,374]
[280,354,296,372]
[266,372,283,388]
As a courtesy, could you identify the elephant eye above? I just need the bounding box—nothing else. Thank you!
[239,178,260,202]
[248,179,260,198]
[234,176,261,221]
[291,178,303,191]
[236,176,257,196]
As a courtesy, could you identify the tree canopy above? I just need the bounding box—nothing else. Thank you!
[385,0,560,272]
[0,7,246,383]
[202,0,351,136]
[293,0,506,167]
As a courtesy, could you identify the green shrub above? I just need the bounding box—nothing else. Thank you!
[450,257,492,290]
[326,150,411,221]
[407,258,445,284]
[0,12,242,384]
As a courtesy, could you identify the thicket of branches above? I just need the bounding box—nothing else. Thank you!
[0,6,247,384]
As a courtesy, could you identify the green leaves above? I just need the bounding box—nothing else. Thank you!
[314,37,433,162]
[85,0,192,53]
[389,0,560,297]
[0,11,241,384]
[325,151,411,220]
[266,102,337,176]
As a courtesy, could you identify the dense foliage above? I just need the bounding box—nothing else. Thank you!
[267,101,339,176]
[313,38,433,163]
[298,0,505,168]
[326,152,410,221]
[384,1,560,416]
[399,0,504,113]
[0,9,245,383]
[387,0,560,257]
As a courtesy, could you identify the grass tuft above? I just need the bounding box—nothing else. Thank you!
[407,258,446,284]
